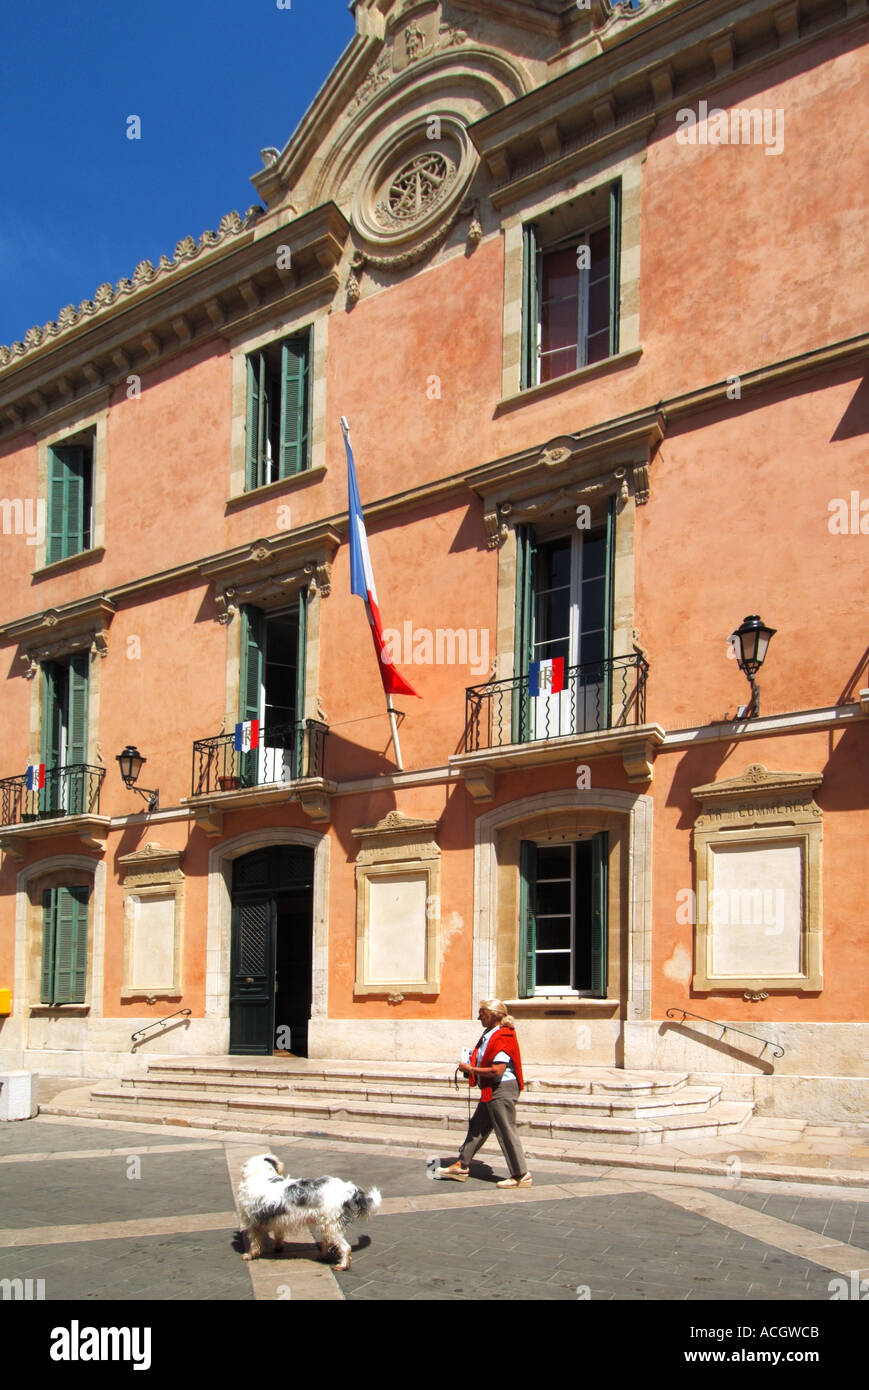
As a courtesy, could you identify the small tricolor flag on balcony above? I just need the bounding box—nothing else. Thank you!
[528,658,565,697]
[234,721,260,753]
[26,763,45,791]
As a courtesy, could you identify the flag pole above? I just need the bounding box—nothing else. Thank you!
[387,699,404,773]
[341,416,405,772]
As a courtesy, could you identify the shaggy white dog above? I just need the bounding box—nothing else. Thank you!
[237,1152,382,1270]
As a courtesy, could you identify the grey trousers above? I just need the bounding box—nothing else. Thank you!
[458,1078,528,1177]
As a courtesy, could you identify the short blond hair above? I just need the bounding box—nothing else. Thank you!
[480,998,516,1029]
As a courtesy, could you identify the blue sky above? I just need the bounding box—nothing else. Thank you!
[0,0,356,347]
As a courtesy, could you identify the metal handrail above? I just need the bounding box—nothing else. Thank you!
[131,1009,192,1044]
[665,1007,785,1058]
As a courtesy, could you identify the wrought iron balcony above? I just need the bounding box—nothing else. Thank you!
[0,764,106,828]
[191,720,328,797]
[464,654,648,753]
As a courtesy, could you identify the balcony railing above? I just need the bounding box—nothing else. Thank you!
[0,764,106,828]
[464,654,648,753]
[191,720,328,797]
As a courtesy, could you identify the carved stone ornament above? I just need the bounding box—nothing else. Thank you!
[375,152,456,229]
[118,842,185,887]
[540,445,573,469]
[483,505,508,550]
[201,526,339,621]
[2,597,116,673]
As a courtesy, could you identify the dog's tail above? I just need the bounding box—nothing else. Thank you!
[342,1185,381,1225]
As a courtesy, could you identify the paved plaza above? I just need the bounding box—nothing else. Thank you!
[2,1109,869,1310]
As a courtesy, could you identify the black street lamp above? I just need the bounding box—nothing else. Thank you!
[729,615,776,718]
[116,745,159,813]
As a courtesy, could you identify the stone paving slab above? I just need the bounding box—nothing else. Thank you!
[333,1191,850,1302]
[0,1148,237,1228]
[0,1228,253,1301]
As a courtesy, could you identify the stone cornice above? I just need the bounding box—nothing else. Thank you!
[691,764,824,806]
[0,595,117,675]
[0,328,863,639]
[117,842,186,880]
[467,410,665,545]
[0,204,350,441]
[198,522,343,622]
[352,809,441,840]
[469,0,866,203]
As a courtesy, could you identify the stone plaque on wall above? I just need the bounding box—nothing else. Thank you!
[353,811,440,997]
[691,766,822,993]
[119,843,184,1000]
[708,841,803,978]
[127,893,178,994]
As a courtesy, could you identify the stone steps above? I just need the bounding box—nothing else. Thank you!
[83,1082,747,1145]
[142,1059,689,1096]
[46,1086,754,1148]
[106,1074,720,1120]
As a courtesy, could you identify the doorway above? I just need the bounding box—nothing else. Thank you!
[229,845,314,1056]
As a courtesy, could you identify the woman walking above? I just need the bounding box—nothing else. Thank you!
[437,999,532,1188]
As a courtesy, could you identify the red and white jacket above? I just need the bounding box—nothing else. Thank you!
[469,1025,525,1102]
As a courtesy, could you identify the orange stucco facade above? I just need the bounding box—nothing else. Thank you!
[0,0,866,1117]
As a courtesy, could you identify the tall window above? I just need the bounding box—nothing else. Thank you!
[522,183,621,388]
[514,504,614,741]
[41,654,89,814]
[47,435,94,563]
[239,600,306,783]
[41,885,89,1004]
[245,333,311,490]
[519,836,608,997]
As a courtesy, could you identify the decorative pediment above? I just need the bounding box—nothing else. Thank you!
[471,411,664,546]
[691,765,823,831]
[352,809,441,863]
[0,595,116,676]
[118,842,185,886]
[200,523,341,623]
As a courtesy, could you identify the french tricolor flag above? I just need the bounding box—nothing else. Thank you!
[529,658,565,697]
[234,721,260,753]
[26,763,45,791]
[342,420,420,699]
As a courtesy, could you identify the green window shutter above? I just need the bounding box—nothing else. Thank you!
[67,653,89,765]
[279,336,310,477]
[521,224,539,390]
[41,664,62,769]
[47,448,68,564]
[512,524,536,743]
[518,840,537,998]
[240,606,265,724]
[41,888,57,1004]
[240,606,265,785]
[245,353,262,491]
[53,885,89,1005]
[609,182,621,357]
[603,494,615,720]
[295,592,307,720]
[294,593,308,777]
[40,663,63,816]
[590,831,608,998]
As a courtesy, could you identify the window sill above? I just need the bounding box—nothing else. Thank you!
[32,547,106,581]
[506,997,619,1013]
[227,466,326,510]
[30,1005,90,1016]
[496,347,643,414]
